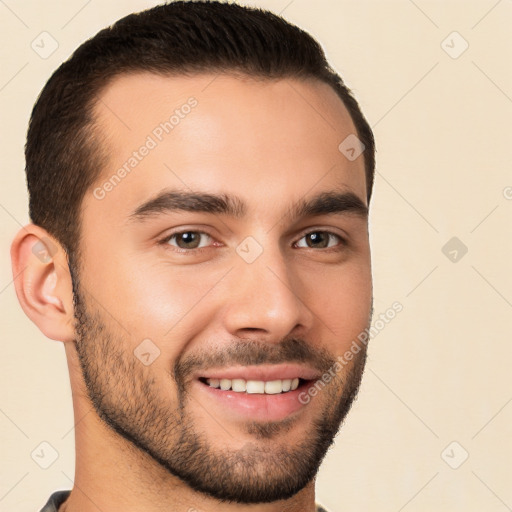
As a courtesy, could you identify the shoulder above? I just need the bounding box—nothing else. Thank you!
[38,490,71,512]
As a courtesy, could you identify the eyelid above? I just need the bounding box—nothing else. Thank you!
[294,223,349,240]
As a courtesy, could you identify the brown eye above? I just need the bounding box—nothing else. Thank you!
[295,231,344,249]
[164,231,213,250]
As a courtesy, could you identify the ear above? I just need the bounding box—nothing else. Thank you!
[10,224,75,342]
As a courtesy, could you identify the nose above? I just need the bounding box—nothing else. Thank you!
[220,245,314,342]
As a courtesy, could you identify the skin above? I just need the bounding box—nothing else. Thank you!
[11,72,372,512]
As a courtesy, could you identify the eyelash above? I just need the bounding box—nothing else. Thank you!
[158,229,347,254]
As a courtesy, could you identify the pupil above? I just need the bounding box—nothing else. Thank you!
[308,232,327,248]
[179,232,199,248]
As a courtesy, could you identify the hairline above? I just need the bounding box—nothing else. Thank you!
[88,68,367,202]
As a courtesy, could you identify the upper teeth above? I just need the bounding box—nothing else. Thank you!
[206,378,300,394]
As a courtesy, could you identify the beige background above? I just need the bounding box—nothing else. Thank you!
[1,1,511,511]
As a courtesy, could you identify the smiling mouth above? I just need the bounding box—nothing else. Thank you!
[198,377,311,394]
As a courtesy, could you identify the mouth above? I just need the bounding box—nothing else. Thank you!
[193,365,321,422]
[199,376,310,394]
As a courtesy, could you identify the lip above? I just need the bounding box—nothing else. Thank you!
[195,364,322,382]
[194,377,315,422]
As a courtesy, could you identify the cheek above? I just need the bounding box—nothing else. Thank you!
[84,251,226,345]
[303,260,372,350]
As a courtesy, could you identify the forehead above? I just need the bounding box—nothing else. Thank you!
[87,72,366,223]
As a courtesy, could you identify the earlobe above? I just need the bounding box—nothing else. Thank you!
[10,224,76,343]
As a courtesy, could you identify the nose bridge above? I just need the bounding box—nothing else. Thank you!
[222,237,312,338]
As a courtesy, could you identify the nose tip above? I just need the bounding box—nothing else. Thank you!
[221,259,314,342]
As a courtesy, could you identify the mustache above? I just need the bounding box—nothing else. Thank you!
[173,337,337,384]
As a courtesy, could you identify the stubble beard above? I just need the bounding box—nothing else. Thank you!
[71,273,368,504]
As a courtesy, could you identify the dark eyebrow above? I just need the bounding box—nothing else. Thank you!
[289,190,368,220]
[128,190,246,221]
[126,189,367,223]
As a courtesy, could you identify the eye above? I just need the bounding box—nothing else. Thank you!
[161,230,215,251]
[295,231,345,249]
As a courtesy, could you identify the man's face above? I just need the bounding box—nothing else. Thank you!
[73,72,372,503]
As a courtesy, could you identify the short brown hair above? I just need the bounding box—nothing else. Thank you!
[25,0,375,264]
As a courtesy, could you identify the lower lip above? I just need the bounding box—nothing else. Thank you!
[194,379,315,422]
